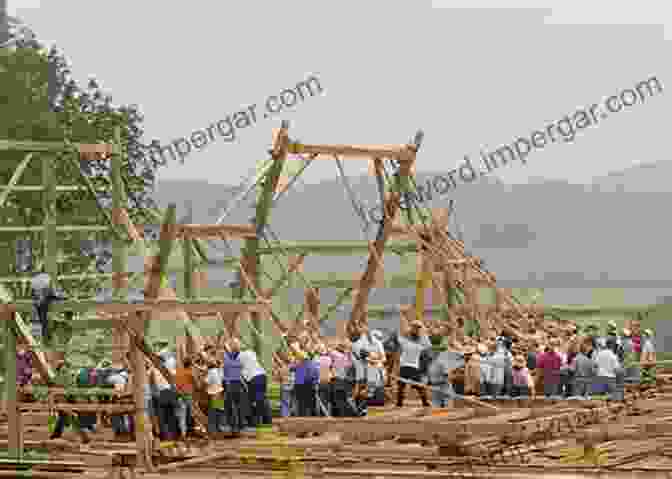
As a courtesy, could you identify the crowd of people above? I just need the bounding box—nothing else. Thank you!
[14,317,658,442]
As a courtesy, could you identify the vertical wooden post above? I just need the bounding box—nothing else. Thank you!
[43,153,57,353]
[182,239,193,300]
[5,311,21,459]
[111,128,129,365]
[132,311,151,470]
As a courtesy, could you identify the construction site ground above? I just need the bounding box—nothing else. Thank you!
[1,372,671,478]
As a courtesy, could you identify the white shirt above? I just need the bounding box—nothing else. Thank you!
[352,334,385,381]
[239,350,265,382]
[595,349,619,378]
[207,367,223,386]
[642,339,655,354]
[398,334,430,369]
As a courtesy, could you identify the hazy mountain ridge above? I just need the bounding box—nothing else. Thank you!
[152,160,672,304]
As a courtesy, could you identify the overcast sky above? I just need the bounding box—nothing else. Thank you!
[11,0,671,187]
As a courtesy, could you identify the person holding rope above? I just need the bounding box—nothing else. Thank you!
[240,346,271,428]
[222,339,249,434]
[395,317,431,408]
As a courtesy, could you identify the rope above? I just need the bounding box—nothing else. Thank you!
[269,153,317,208]
[334,155,370,238]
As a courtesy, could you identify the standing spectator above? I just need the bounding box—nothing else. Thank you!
[491,337,510,398]
[365,330,386,408]
[239,347,270,427]
[621,328,641,387]
[570,338,598,399]
[641,329,656,387]
[279,341,300,417]
[511,355,533,398]
[222,339,249,434]
[479,343,494,399]
[395,319,430,408]
[206,357,226,434]
[538,338,563,398]
[316,342,334,416]
[351,324,385,408]
[560,339,577,397]
[293,346,318,417]
[595,337,620,398]
[150,356,179,440]
[330,340,358,417]
[107,353,132,439]
[174,356,195,440]
[427,341,464,407]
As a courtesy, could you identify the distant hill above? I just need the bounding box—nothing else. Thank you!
[152,160,672,305]
[591,160,672,192]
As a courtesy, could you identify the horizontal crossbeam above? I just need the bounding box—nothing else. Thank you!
[0,140,116,155]
[287,142,414,159]
[0,299,270,315]
[0,185,107,192]
[138,223,256,239]
[0,226,111,232]
[255,240,418,255]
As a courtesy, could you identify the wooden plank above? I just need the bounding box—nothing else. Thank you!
[0,301,271,315]
[0,139,114,154]
[4,311,21,459]
[287,142,410,158]
[19,403,137,414]
[0,226,111,232]
[137,224,256,239]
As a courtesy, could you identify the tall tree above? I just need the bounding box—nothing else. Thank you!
[0,27,169,299]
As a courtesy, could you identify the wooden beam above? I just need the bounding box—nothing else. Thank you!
[287,142,412,159]
[0,301,271,315]
[112,208,142,242]
[0,140,116,154]
[4,311,21,460]
[144,204,177,299]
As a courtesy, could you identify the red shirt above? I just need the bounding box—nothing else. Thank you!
[538,350,562,384]
[175,367,194,394]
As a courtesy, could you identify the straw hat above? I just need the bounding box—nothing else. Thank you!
[462,345,477,355]
[207,383,223,395]
[512,355,525,368]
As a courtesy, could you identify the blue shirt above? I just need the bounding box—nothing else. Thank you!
[222,352,242,383]
[294,359,319,385]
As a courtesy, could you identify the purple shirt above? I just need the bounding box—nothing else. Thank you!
[294,359,319,385]
[17,350,33,386]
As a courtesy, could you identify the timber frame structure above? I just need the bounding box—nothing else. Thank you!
[0,129,271,470]
[0,121,561,474]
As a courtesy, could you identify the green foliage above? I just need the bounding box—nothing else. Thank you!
[0,36,168,301]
